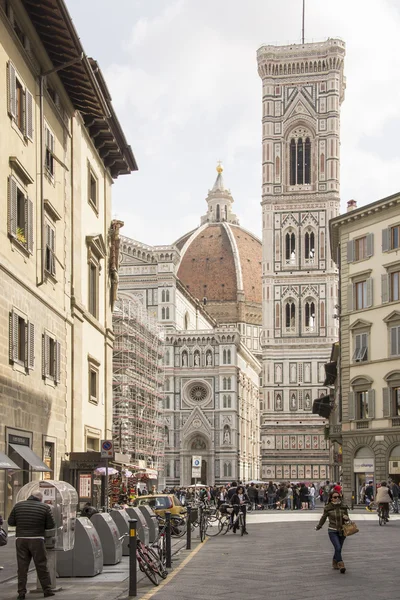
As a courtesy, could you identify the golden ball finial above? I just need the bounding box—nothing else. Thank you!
[216,161,223,174]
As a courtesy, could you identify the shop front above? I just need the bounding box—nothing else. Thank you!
[388,445,400,484]
[353,447,375,503]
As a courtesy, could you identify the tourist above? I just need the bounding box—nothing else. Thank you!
[315,489,350,573]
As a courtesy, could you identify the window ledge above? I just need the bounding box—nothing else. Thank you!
[350,268,372,280]
[44,199,61,222]
[44,376,56,388]
[89,397,99,406]
[44,269,58,284]
[9,157,34,185]
[12,361,28,375]
[9,234,30,256]
[88,199,99,216]
[44,169,55,185]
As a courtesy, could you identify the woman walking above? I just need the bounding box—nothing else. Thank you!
[315,490,350,573]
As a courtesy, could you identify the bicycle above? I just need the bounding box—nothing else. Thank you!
[377,503,389,526]
[120,532,165,586]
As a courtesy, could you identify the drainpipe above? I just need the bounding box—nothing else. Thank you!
[38,54,84,286]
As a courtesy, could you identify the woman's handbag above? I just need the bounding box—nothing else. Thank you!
[342,520,359,537]
[0,527,8,546]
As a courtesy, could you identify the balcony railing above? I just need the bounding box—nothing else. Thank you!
[331,424,342,434]
[356,420,370,430]
[392,417,400,427]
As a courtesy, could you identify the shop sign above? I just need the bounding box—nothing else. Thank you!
[353,458,374,473]
[79,474,92,498]
[389,461,400,474]
[9,434,29,446]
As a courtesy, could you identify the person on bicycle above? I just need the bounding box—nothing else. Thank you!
[375,481,393,521]
[231,485,249,534]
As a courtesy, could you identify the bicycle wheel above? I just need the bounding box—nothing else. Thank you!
[137,547,159,586]
[205,516,222,537]
[240,513,245,536]
[378,510,384,526]
[147,546,168,579]
[200,515,206,542]
[170,515,187,537]
[220,516,230,535]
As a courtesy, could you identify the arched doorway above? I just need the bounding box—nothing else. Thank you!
[389,445,400,485]
[190,436,207,485]
[354,446,375,503]
[181,433,213,486]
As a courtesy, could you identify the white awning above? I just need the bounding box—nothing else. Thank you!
[9,444,51,472]
[0,451,20,470]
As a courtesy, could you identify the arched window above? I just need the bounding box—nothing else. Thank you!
[165,290,170,302]
[304,231,315,262]
[285,301,296,330]
[224,205,228,220]
[223,394,227,408]
[289,136,311,185]
[223,462,232,477]
[165,350,170,366]
[285,232,296,262]
[164,426,169,445]
[165,396,170,409]
[165,307,170,319]
[275,303,280,328]
[227,378,231,390]
[305,301,316,330]
[223,377,227,391]
[161,290,166,303]
[184,312,189,330]
[165,378,170,392]
[227,350,231,364]
[161,307,165,319]
[166,462,170,477]
[216,204,220,221]
[223,349,227,364]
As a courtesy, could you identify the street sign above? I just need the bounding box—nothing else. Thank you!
[192,467,201,478]
[192,455,201,468]
[101,440,114,459]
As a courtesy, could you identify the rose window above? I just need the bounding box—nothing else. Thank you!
[189,385,208,402]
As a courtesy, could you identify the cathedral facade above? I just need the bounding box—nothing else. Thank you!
[257,40,346,482]
[117,168,262,486]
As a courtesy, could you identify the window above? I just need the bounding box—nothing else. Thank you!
[290,137,311,185]
[45,223,56,276]
[223,377,231,391]
[285,301,296,331]
[285,232,296,263]
[348,278,373,311]
[223,349,232,364]
[42,332,61,384]
[357,391,369,419]
[9,309,34,371]
[304,231,315,262]
[88,262,98,317]
[304,301,316,330]
[8,176,33,253]
[86,437,100,452]
[88,166,98,211]
[355,281,367,310]
[390,326,400,357]
[88,357,100,404]
[347,234,373,262]
[223,463,232,477]
[7,61,33,140]
[45,124,55,177]
[223,395,231,408]
[390,271,400,302]
[382,225,400,252]
[161,290,170,303]
[161,307,170,320]
[353,333,368,362]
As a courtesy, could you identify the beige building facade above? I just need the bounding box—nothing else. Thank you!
[257,39,346,482]
[0,0,135,514]
[330,193,400,501]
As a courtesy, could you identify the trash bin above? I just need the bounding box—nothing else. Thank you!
[91,512,122,565]
[57,517,103,577]
[110,509,130,556]
[125,507,150,545]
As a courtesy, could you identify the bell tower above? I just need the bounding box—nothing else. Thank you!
[257,40,346,483]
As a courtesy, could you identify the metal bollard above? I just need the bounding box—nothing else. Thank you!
[351,491,355,510]
[128,519,137,597]
[165,511,172,568]
[186,505,191,550]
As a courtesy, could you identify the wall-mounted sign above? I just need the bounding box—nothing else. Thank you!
[353,458,374,473]
[79,474,92,498]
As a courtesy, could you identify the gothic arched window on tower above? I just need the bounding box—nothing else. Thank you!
[285,301,296,332]
[304,300,316,332]
[285,231,296,265]
[289,136,311,186]
[216,204,220,222]
[304,231,315,263]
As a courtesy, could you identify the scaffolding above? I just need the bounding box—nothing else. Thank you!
[112,298,165,477]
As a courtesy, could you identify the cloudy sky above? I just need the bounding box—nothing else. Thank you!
[66,0,400,245]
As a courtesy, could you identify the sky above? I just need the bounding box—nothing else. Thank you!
[65,0,400,246]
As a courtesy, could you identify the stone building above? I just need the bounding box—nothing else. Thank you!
[257,39,346,482]
[0,0,135,514]
[117,167,261,485]
[330,193,400,501]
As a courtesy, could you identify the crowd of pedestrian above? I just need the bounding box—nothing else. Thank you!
[358,479,399,512]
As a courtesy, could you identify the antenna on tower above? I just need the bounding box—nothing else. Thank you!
[302,0,305,44]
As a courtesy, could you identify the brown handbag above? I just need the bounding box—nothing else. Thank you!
[342,520,359,537]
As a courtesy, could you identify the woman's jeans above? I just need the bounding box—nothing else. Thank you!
[328,531,345,562]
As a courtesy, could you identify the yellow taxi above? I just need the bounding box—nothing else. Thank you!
[133,494,186,517]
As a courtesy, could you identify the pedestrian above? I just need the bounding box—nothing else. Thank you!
[0,513,4,570]
[364,480,374,508]
[80,502,98,519]
[231,485,249,534]
[390,480,399,513]
[315,489,350,573]
[287,484,293,510]
[309,483,316,509]
[266,481,275,509]
[247,483,257,510]
[323,480,331,505]
[8,491,56,599]
[300,483,309,510]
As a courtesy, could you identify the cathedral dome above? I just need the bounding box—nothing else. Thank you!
[174,166,262,326]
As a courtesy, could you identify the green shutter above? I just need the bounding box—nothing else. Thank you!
[366,278,373,308]
[8,61,16,118]
[25,89,33,141]
[27,322,35,370]
[382,388,391,418]
[367,389,375,419]
[381,274,389,304]
[382,228,390,252]
[366,233,374,257]
[347,240,354,263]
[9,310,19,362]
[347,391,355,421]
[26,198,33,254]
[55,341,61,383]
[8,176,17,237]
[347,284,354,312]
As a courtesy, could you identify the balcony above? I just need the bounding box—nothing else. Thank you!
[329,423,342,442]
[355,420,370,430]
[392,417,400,427]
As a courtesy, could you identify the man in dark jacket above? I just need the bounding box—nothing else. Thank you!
[8,492,56,599]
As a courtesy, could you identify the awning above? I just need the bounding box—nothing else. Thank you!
[0,451,20,470]
[9,444,51,472]
[324,361,337,386]
[312,395,332,419]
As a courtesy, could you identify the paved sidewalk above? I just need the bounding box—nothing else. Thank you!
[134,515,399,600]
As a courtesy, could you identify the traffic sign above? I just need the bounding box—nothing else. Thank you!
[192,466,201,478]
[192,455,202,468]
[101,440,114,459]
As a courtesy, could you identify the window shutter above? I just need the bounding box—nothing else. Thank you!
[25,89,33,141]
[352,334,360,360]
[382,228,390,252]
[381,274,389,304]
[390,327,398,356]
[8,61,16,118]
[27,322,35,370]
[9,310,19,362]
[366,233,374,257]
[347,284,354,312]
[55,341,61,383]
[366,278,373,308]
[346,240,354,263]
[42,333,49,378]
[50,227,56,275]
[347,391,355,421]
[382,387,391,418]
[26,198,34,254]
[367,389,375,419]
[8,176,17,237]
[397,326,400,356]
